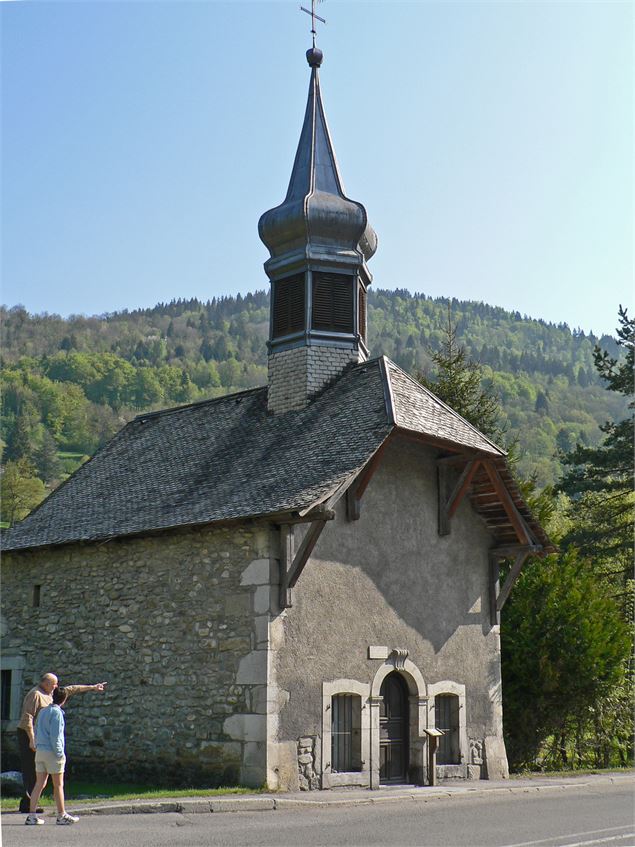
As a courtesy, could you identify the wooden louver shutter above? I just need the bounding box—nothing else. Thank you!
[358,285,367,342]
[311,272,354,333]
[272,274,305,338]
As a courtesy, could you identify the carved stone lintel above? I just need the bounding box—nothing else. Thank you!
[368,645,390,660]
[390,648,409,670]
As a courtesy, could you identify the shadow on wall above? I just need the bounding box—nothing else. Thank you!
[292,438,494,655]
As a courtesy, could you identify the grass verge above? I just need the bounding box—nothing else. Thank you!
[1,782,257,812]
[509,766,634,779]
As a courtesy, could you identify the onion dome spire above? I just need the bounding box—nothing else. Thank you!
[258,48,377,276]
[260,46,378,414]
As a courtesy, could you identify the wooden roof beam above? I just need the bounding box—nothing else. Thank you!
[438,459,481,535]
[482,460,534,547]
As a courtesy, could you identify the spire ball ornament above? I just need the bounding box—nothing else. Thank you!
[306,46,323,67]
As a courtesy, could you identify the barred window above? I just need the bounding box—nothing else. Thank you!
[331,694,362,772]
[435,694,460,764]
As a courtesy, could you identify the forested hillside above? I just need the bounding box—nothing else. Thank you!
[0,289,626,510]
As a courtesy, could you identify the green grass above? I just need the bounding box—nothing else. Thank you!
[510,766,634,779]
[1,781,257,811]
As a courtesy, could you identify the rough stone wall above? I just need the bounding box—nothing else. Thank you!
[267,346,364,414]
[1,524,272,787]
[272,436,507,786]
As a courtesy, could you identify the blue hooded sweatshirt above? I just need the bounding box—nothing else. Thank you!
[34,703,65,757]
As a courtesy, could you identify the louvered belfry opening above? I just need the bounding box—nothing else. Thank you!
[358,284,367,343]
[311,272,354,334]
[272,273,306,339]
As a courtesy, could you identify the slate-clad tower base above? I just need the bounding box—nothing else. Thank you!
[268,346,365,414]
[259,47,377,415]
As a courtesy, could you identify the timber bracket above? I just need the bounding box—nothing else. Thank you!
[437,457,482,536]
[488,544,542,625]
[277,513,332,609]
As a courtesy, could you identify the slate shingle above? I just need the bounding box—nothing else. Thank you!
[3,359,391,551]
[3,356,528,554]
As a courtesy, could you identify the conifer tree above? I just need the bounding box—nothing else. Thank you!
[416,308,504,443]
[558,306,633,565]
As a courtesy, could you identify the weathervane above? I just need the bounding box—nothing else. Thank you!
[300,0,326,47]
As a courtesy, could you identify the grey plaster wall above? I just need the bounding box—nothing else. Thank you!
[1,524,272,787]
[272,436,506,785]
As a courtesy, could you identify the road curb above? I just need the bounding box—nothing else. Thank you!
[3,774,632,818]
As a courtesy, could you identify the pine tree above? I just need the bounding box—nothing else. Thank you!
[416,308,504,443]
[558,306,633,565]
[33,429,62,485]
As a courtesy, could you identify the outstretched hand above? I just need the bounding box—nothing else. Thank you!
[93,682,108,692]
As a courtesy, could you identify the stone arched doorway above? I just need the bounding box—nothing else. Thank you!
[369,656,428,788]
[379,671,409,783]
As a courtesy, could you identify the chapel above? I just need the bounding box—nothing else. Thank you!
[1,41,552,791]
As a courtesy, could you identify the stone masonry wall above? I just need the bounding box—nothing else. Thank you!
[1,523,273,787]
[268,346,364,414]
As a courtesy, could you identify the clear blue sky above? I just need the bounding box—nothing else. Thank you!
[2,0,632,337]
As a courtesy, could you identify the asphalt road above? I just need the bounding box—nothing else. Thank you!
[2,783,633,847]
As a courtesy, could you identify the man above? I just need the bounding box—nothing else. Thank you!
[17,672,107,813]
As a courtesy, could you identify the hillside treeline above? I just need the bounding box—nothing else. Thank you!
[1,290,626,491]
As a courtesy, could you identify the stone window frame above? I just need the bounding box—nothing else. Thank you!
[321,679,371,788]
[0,653,25,729]
[427,680,468,772]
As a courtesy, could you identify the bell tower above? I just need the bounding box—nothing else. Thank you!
[258,46,378,414]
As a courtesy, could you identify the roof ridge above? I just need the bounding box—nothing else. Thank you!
[384,356,506,456]
[133,385,267,422]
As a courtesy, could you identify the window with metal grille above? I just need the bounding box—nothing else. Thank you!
[358,285,367,342]
[331,694,362,772]
[435,694,460,764]
[272,274,305,338]
[1,669,11,721]
[311,272,354,333]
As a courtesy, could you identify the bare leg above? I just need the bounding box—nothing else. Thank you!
[51,772,65,817]
[29,773,48,814]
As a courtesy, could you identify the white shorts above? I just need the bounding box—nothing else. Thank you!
[34,750,66,774]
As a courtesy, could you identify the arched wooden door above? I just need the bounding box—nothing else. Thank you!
[379,672,409,783]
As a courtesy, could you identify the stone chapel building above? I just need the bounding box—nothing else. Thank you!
[1,45,553,791]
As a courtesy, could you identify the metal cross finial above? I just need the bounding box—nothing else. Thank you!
[300,0,326,47]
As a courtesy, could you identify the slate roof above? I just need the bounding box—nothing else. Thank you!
[386,360,504,456]
[3,356,547,554]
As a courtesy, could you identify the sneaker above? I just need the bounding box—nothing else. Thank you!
[56,813,79,825]
[25,814,44,825]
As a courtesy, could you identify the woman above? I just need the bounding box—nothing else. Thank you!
[26,687,79,826]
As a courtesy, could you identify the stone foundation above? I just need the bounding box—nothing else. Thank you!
[297,736,319,790]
